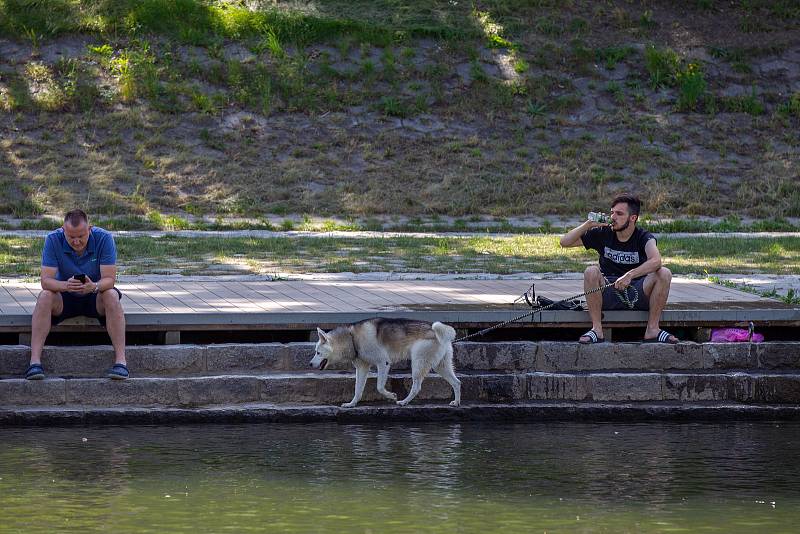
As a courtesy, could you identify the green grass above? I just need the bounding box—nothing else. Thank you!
[0,0,479,45]
[4,214,799,234]
[0,235,797,277]
[1,1,798,222]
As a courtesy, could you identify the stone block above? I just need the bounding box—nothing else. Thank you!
[702,343,755,369]
[260,375,384,404]
[582,373,661,402]
[663,373,754,402]
[527,373,580,400]
[754,375,800,403]
[574,342,616,370]
[651,342,704,370]
[66,378,179,406]
[176,376,261,406]
[126,345,205,376]
[535,343,579,372]
[454,342,537,371]
[0,345,29,376]
[41,346,113,376]
[0,378,66,406]
[207,343,289,373]
[609,343,655,369]
[754,343,800,369]
[392,375,460,402]
[476,374,525,402]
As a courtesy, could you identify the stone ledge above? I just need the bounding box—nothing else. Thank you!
[2,402,800,425]
[2,342,799,377]
[2,371,800,407]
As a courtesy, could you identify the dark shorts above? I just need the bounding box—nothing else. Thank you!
[601,276,649,311]
[52,288,123,326]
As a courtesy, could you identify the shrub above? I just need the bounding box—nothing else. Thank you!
[719,89,764,115]
[777,92,800,118]
[676,63,706,111]
[644,45,679,89]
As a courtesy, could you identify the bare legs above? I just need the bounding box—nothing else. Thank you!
[642,267,676,342]
[28,289,126,371]
[96,290,126,365]
[580,266,675,343]
[580,266,605,342]
[29,290,64,365]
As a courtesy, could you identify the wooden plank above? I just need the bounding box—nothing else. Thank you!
[166,283,220,312]
[305,283,368,310]
[239,282,306,312]
[199,282,265,312]
[134,283,196,313]
[382,282,442,305]
[114,284,147,312]
[122,282,173,313]
[6,286,36,314]
[266,282,330,312]
[287,282,358,312]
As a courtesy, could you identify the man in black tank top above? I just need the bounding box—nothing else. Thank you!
[560,194,678,344]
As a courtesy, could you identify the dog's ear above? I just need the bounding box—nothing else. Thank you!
[317,327,329,343]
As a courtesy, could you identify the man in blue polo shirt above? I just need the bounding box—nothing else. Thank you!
[25,209,128,380]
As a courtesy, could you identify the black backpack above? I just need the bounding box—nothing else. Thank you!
[521,283,584,311]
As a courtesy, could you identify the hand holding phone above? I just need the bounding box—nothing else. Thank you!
[74,273,87,283]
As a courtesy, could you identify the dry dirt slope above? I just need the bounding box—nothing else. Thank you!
[0,1,798,221]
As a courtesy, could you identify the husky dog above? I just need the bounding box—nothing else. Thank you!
[310,318,461,408]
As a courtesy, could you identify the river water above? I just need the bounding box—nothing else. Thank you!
[1,422,798,533]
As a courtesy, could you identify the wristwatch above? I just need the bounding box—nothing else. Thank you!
[93,282,100,293]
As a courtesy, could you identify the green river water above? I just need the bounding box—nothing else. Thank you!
[1,422,799,533]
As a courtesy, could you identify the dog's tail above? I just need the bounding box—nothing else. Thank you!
[432,321,456,345]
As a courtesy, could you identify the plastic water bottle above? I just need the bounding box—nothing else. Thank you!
[588,212,610,224]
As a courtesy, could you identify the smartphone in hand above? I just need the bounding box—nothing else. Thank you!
[74,273,87,283]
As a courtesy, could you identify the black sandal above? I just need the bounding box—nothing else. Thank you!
[579,330,605,344]
[643,330,679,344]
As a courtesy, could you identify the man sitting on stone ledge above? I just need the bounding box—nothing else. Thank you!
[559,194,678,344]
[25,209,128,380]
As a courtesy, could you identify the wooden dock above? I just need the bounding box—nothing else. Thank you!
[0,278,796,341]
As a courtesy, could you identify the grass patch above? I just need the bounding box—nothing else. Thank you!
[0,0,478,45]
[718,89,765,115]
[0,235,797,276]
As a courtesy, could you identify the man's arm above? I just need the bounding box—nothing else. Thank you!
[91,264,117,293]
[41,266,82,293]
[614,239,662,289]
[560,220,606,248]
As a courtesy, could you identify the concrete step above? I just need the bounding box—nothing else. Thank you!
[4,401,800,425]
[1,342,799,378]
[2,371,800,408]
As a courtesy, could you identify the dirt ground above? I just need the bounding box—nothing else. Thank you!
[0,1,798,220]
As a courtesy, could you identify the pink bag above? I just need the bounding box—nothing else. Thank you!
[710,327,764,343]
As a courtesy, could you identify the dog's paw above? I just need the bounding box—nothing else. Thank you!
[381,391,398,401]
[341,402,357,408]
[396,399,409,406]
[449,400,461,407]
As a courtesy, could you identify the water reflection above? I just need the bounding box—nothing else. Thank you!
[1,422,799,533]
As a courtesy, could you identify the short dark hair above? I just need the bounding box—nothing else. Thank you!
[611,194,641,216]
[64,209,89,227]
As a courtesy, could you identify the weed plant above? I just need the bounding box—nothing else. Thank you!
[675,63,706,111]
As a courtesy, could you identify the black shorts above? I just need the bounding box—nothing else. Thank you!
[601,276,649,311]
[52,288,123,326]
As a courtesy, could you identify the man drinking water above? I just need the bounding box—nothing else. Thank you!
[560,194,678,344]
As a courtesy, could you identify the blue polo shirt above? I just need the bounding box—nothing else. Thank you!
[42,227,117,282]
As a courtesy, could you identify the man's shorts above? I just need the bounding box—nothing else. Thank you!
[601,276,649,311]
[52,288,123,326]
